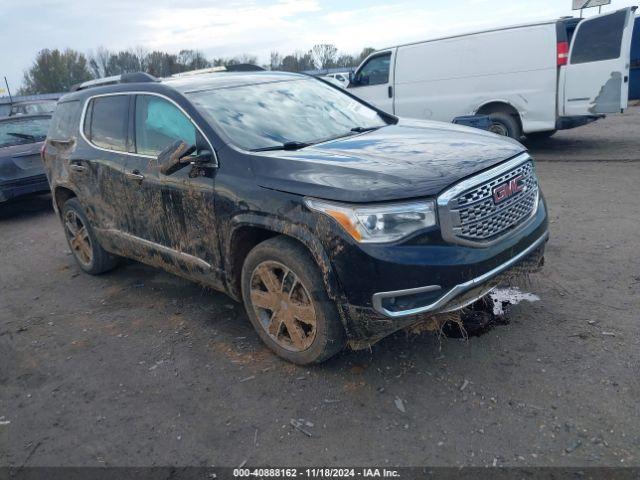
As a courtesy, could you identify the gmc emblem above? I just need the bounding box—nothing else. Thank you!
[493,175,524,204]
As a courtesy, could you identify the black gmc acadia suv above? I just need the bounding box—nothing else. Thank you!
[43,70,548,364]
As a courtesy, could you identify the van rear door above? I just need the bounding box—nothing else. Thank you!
[562,7,636,116]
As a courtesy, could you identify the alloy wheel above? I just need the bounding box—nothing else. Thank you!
[249,261,317,352]
[64,210,93,267]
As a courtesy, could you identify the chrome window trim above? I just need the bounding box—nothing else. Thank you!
[371,229,548,318]
[437,152,538,248]
[78,91,218,166]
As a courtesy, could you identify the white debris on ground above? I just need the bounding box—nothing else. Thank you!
[490,287,540,315]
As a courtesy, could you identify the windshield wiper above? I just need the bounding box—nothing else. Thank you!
[7,132,36,140]
[251,141,312,152]
[350,126,382,133]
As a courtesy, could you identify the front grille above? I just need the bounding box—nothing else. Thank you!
[438,155,539,246]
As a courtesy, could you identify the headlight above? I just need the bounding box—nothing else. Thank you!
[304,198,437,243]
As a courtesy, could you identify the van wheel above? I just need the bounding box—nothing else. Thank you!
[241,236,346,364]
[526,130,557,140]
[62,198,118,275]
[488,113,522,139]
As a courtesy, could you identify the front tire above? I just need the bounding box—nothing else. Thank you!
[241,236,346,364]
[61,198,118,275]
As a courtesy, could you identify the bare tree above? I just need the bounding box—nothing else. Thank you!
[269,51,282,71]
[229,53,259,66]
[177,50,211,70]
[21,41,377,93]
[311,44,338,70]
[88,47,111,78]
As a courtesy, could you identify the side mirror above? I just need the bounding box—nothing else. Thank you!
[348,71,355,87]
[158,140,195,175]
[191,149,213,164]
[187,149,218,178]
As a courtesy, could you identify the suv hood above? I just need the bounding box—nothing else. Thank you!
[251,119,526,203]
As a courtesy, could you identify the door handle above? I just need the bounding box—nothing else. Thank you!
[388,85,393,98]
[69,160,86,173]
[125,170,145,182]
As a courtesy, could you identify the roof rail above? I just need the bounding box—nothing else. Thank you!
[226,64,265,72]
[171,66,228,78]
[72,72,159,91]
[170,64,265,78]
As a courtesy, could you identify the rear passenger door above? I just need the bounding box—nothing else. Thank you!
[562,7,636,116]
[123,93,222,285]
[76,94,132,235]
[348,51,395,113]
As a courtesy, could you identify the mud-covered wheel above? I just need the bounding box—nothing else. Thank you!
[62,198,118,275]
[241,236,346,364]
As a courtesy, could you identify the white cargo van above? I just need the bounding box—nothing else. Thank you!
[348,7,636,139]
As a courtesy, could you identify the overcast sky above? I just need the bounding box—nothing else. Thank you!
[0,0,636,92]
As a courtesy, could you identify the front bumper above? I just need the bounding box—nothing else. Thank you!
[372,229,548,317]
[329,195,548,345]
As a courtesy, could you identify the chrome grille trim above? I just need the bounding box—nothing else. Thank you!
[437,153,539,247]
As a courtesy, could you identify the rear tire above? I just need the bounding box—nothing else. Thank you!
[241,236,346,364]
[61,198,118,275]
[488,112,522,139]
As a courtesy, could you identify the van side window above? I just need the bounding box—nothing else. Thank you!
[571,10,626,64]
[354,53,392,86]
[134,95,197,157]
[84,96,129,152]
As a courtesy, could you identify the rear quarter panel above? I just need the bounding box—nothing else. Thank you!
[43,98,84,212]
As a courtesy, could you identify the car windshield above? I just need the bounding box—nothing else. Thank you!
[186,78,387,151]
[11,101,57,116]
[0,117,50,148]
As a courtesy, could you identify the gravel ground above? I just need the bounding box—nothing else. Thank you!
[524,105,640,162]
[1,110,639,468]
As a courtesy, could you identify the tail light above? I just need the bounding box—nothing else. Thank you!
[557,41,569,66]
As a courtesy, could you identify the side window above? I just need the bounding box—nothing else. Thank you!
[84,96,129,152]
[49,101,78,140]
[134,95,197,157]
[354,53,391,86]
[571,10,626,64]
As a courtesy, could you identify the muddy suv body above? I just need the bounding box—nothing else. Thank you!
[43,71,548,363]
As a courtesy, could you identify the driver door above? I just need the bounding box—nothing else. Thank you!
[348,50,395,114]
[122,94,222,286]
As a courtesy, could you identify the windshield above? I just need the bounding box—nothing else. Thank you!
[0,117,50,148]
[186,78,387,151]
[11,101,57,116]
